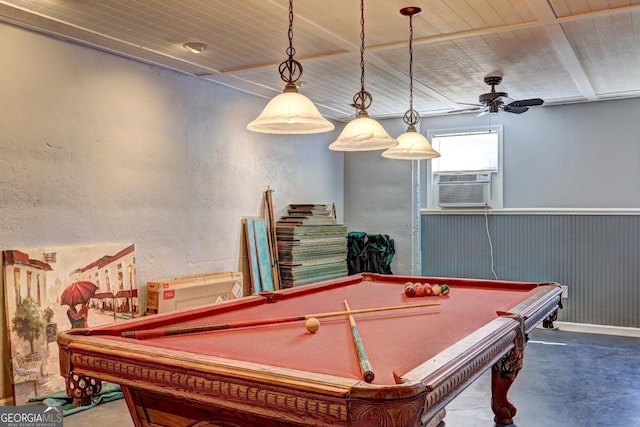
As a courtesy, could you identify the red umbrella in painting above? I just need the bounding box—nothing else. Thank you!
[60,281,99,307]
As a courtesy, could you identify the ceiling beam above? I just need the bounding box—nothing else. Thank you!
[527,0,597,101]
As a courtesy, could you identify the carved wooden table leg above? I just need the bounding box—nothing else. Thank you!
[65,373,102,406]
[491,315,527,426]
[542,303,562,329]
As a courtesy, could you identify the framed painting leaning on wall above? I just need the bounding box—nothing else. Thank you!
[2,242,136,405]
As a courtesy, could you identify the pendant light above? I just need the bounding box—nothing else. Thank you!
[329,0,397,151]
[247,0,334,134]
[382,7,440,160]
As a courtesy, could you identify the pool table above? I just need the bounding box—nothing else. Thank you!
[58,273,562,427]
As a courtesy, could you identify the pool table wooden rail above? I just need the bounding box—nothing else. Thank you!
[58,332,431,426]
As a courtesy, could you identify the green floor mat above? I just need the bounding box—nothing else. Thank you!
[27,382,123,416]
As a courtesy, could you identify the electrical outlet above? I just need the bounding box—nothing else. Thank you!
[561,285,568,299]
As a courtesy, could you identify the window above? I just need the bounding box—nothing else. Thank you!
[431,130,498,172]
[425,125,503,209]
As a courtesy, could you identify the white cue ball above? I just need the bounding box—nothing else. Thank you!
[305,317,320,333]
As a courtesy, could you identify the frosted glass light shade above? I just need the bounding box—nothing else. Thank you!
[329,113,397,152]
[382,128,440,160]
[247,88,335,134]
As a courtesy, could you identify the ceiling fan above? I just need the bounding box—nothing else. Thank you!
[450,75,544,116]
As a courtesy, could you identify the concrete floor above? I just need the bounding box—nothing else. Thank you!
[63,328,640,427]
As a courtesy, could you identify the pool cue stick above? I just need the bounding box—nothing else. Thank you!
[121,300,440,340]
[344,300,375,383]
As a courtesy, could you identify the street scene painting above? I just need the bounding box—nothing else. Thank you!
[2,243,136,405]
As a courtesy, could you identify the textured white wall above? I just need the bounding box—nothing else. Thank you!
[0,23,344,397]
[0,22,343,278]
[0,21,346,397]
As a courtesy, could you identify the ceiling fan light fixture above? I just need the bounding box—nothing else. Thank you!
[383,6,439,160]
[247,0,334,135]
[183,42,208,53]
[329,0,397,151]
[452,75,545,116]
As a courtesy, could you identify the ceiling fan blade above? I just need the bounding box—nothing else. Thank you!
[476,109,490,117]
[507,98,544,108]
[503,105,529,114]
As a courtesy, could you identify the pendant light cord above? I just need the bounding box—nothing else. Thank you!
[408,13,414,113]
[288,0,295,57]
[403,8,420,129]
[279,0,302,86]
[359,0,365,95]
[353,0,372,115]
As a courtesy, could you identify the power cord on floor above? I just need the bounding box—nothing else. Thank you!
[484,205,498,280]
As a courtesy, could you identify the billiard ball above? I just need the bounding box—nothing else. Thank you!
[423,283,434,296]
[440,284,450,295]
[404,283,416,297]
[305,317,320,333]
[431,284,442,296]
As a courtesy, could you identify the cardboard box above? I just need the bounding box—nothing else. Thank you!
[146,271,244,315]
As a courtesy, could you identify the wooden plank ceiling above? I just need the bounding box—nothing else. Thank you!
[1,0,639,121]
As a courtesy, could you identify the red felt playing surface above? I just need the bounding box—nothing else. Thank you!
[112,277,540,385]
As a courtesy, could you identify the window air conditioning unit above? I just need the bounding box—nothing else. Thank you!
[437,172,492,208]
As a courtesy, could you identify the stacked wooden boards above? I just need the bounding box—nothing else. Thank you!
[276,204,348,288]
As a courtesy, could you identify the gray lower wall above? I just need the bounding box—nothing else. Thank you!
[422,213,640,328]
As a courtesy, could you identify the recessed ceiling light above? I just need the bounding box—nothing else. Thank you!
[183,42,208,54]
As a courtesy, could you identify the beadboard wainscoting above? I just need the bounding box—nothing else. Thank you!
[422,209,640,329]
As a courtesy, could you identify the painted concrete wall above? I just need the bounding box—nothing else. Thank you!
[0,23,343,401]
[0,22,344,276]
[343,118,418,276]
